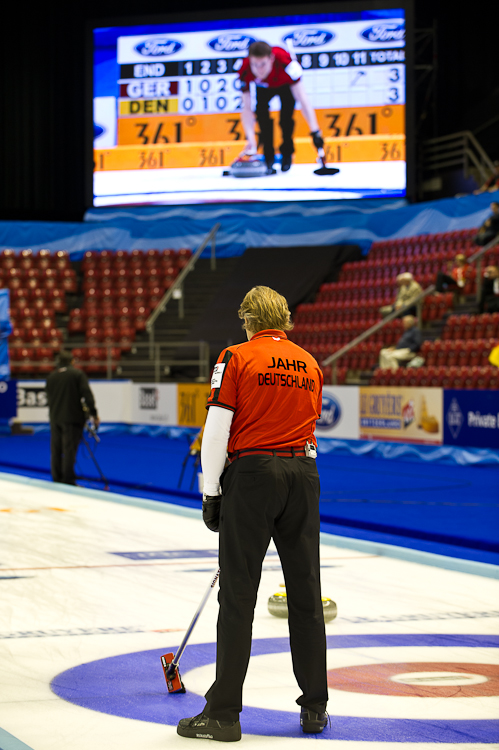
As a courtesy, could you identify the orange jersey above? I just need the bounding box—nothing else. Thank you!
[206,329,323,454]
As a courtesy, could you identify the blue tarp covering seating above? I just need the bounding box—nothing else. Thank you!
[0,194,493,258]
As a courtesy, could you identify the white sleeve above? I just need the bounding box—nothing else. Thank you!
[285,60,303,81]
[201,405,234,496]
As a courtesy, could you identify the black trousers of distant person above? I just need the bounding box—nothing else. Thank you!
[474,229,497,247]
[203,454,328,723]
[50,422,84,485]
[256,85,296,168]
[435,272,459,293]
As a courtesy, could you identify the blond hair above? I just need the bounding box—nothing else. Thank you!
[238,286,294,333]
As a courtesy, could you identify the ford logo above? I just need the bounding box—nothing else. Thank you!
[208,34,256,52]
[361,23,405,43]
[283,29,334,48]
[134,38,183,57]
[317,394,342,429]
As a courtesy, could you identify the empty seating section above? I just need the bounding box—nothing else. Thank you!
[1,247,192,377]
[371,365,499,389]
[72,248,192,372]
[1,249,71,375]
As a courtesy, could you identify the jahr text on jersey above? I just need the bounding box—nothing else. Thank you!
[268,357,308,372]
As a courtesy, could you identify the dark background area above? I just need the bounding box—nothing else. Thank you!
[1,0,497,222]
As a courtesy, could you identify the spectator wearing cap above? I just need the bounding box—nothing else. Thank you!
[379,315,422,372]
[380,273,423,318]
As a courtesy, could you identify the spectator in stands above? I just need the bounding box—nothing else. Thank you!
[379,315,422,372]
[46,350,100,485]
[478,265,499,313]
[473,162,499,195]
[435,253,475,294]
[473,201,499,246]
[380,273,423,317]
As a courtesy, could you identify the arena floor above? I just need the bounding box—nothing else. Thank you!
[1,471,498,749]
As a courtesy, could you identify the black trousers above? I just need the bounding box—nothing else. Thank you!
[204,454,328,722]
[474,230,497,247]
[480,294,499,313]
[435,272,458,293]
[50,422,83,485]
[255,85,296,167]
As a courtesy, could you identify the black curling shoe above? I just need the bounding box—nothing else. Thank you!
[281,155,292,172]
[300,707,328,733]
[177,712,242,742]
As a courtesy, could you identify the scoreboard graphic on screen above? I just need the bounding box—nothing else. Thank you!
[92,6,409,206]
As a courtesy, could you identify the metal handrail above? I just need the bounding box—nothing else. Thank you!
[321,233,499,384]
[422,131,494,184]
[145,223,221,354]
[9,340,210,382]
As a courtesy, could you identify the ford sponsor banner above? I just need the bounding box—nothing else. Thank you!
[360,387,443,445]
[444,389,499,449]
[134,38,183,57]
[360,23,405,43]
[208,34,256,53]
[283,29,334,48]
[317,386,359,439]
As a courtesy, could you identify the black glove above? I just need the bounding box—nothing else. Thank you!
[203,494,221,532]
[310,130,324,150]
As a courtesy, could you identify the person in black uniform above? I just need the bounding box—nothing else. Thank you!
[177,286,328,742]
[45,350,99,485]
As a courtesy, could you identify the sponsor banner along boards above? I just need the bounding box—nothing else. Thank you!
[444,389,499,450]
[177,383,211,427]
[317,386,360,440]
[360,386,443,445]
[131,383,178,425]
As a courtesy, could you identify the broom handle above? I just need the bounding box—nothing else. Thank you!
[285,39,325,162]
[171,567,221,669]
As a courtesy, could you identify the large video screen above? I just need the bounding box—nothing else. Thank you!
[92,4,409,206]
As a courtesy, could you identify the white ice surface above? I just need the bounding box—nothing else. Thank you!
[0,473,498,750]
[93,161,406,205]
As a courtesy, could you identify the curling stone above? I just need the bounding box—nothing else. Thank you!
[268,590,337,622]
[223,153,269,178]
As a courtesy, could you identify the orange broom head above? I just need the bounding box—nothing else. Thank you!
[161,653,186,694]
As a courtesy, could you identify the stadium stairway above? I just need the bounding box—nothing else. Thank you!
[115,257,240,382]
